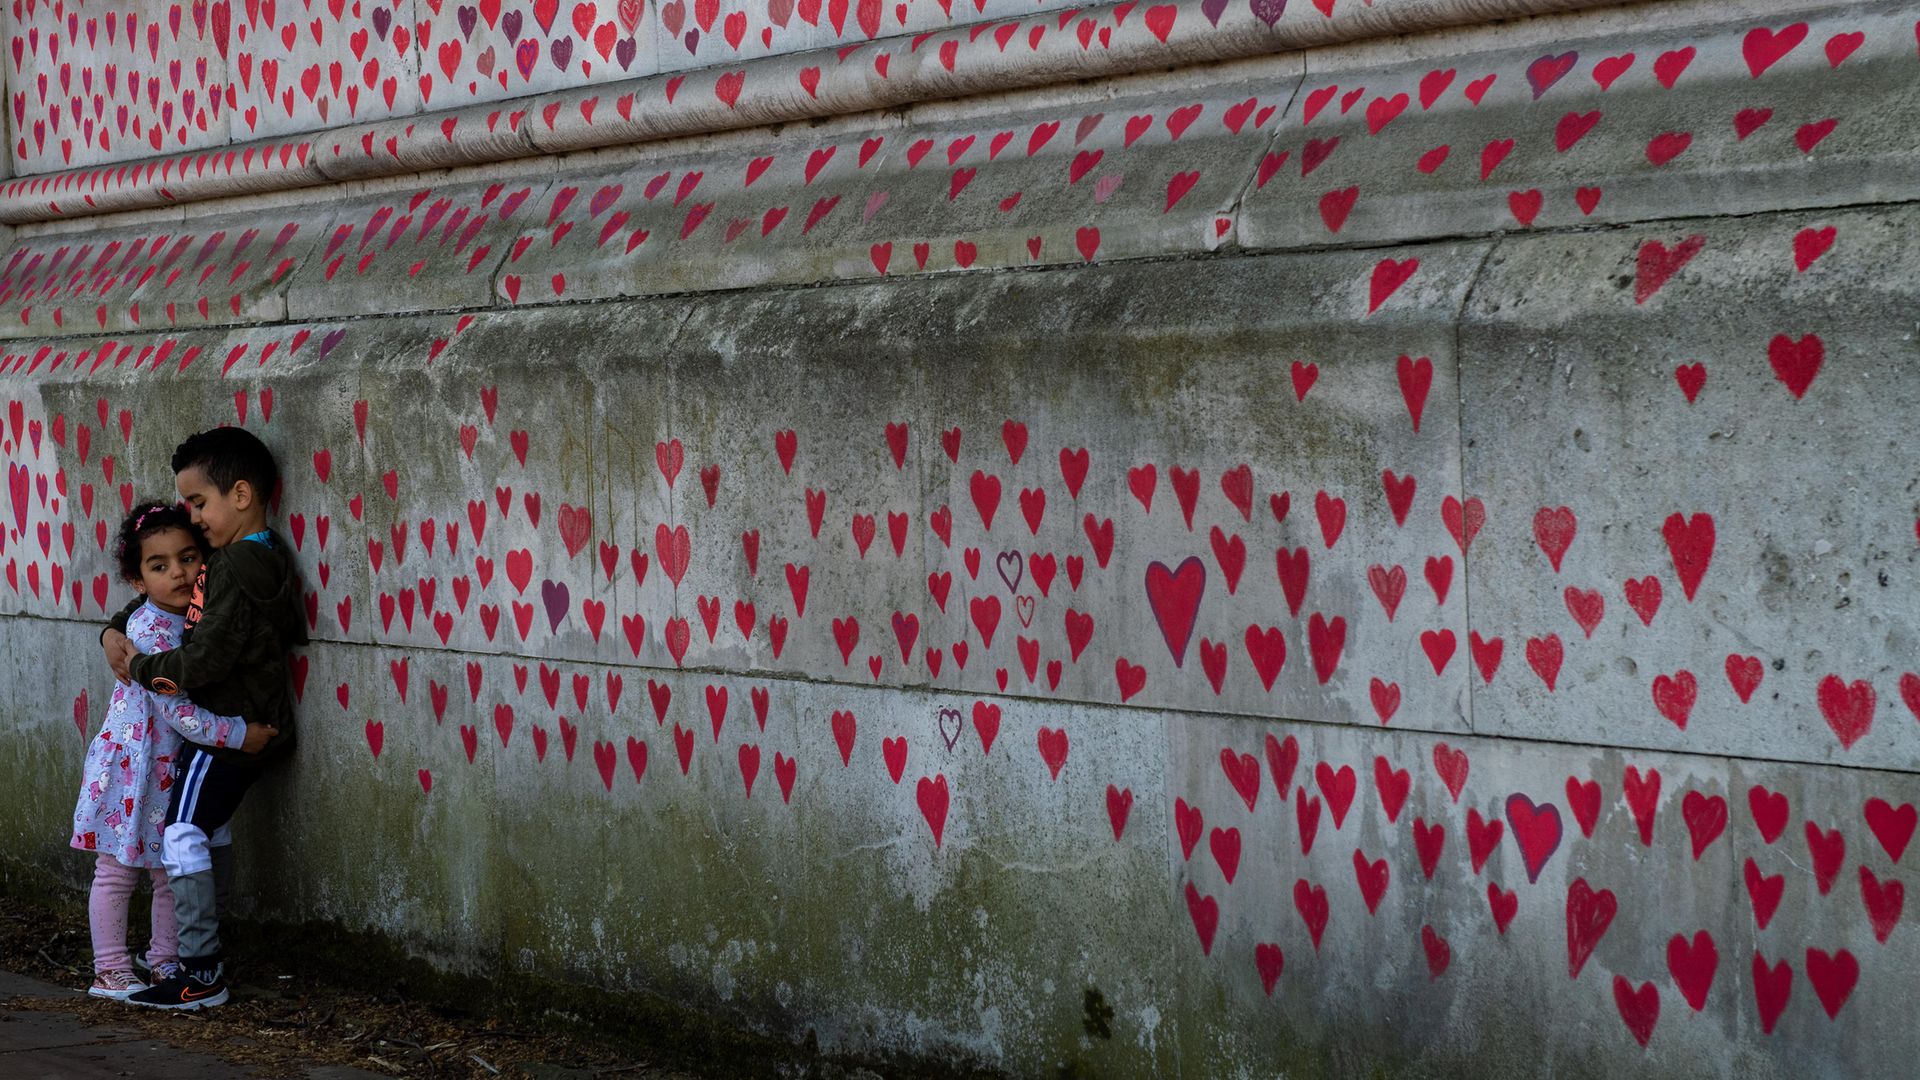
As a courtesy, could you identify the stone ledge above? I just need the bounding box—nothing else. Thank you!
[0,0,1642,223]
[0,0,1904,340]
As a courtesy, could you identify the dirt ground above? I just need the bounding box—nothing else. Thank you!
[0,892,788,1080]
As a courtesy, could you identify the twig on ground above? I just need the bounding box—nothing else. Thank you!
[384,1035,438,1079]
[36,947,79,974]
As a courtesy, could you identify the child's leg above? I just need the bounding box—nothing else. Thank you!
[132,750,258,1008]
[88,854,139,974]
[159,750,256,967]
[145,866,179,968]
[210,824,234,922]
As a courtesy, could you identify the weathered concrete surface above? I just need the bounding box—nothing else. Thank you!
[1463,204,1920,769]
[5,226,1917,1073]
[0,0,1908,334]
[2,0,1918,1077]
[1241,0,1920,245]
[6,249,1497,734]
[0,0,1648,204]
[5,615,1916,1076]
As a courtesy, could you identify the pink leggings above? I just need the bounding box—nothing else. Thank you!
[88,854,177,974]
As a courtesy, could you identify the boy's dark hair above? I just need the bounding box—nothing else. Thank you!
[171,427,279,500]
[115,501,210,582]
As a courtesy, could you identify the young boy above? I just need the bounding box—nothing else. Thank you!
[98,427,307,1009]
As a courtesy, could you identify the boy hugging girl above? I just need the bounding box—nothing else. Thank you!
[72,427,307,1009]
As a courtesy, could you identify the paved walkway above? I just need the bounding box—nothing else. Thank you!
[0,970,385,1080]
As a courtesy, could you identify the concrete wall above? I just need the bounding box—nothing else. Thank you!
[2,0,1917,1075]
[0,0,1634,185]
[4,0,1112,172]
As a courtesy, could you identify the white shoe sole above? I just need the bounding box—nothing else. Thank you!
[86,984,147,1001]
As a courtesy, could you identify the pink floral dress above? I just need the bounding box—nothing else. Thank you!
[70,601,244,868]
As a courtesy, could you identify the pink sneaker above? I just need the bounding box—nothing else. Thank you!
[88,969,149,1001]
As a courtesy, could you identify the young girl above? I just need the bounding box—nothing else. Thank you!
[69,502,263,1000]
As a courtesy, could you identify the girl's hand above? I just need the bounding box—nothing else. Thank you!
[102,629,136,683]
[241,723,278,754]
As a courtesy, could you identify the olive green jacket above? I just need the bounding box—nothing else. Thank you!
[107,532,308,766]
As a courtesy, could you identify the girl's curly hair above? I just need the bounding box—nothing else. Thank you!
[114,501,209,582]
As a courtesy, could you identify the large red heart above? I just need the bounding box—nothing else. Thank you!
[1566,877,1618,979]
[1661,513,1715,601]
[1143,557,1206,667]
[1768,333,1824,399]
[1506,794,1563,883]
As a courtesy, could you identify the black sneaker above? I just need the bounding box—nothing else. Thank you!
[126,958,228,1010]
